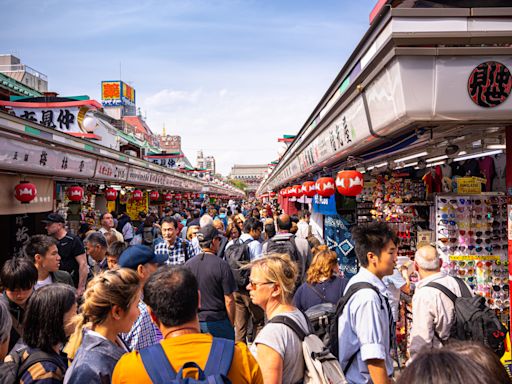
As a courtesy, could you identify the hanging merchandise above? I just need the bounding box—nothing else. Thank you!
[132,189,143,202]
[302,181,316,197]
[105,187,118,201]
[315,177,335,197]
[67,186,84,202]
[14,180,37,204]
[336,170,364,196]
[149,191,160,201]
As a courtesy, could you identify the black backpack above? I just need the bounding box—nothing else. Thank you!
[0,346,65,384]
[224,238,253,288]
[328,282,385,374]
[266,236,305,282]
[304,284,336,347]
[427,276,507,357]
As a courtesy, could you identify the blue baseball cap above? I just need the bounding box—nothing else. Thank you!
[118,245,167,269]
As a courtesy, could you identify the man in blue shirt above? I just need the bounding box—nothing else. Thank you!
[338,222,397,384]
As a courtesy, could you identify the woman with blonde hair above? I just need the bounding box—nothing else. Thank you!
[293,249,348,312]
[63,268,141,383]
[247,253,309,384]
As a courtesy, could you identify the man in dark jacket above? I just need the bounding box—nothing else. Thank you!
[24,234,74,289]
[0,257,38,352]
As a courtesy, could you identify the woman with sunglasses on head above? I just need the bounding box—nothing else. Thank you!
[63,269,141,383]
[3,283,77,384]
[247,253,309,384]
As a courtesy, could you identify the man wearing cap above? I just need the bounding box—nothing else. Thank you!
[99,212,124,243]
[119,244,167,350]
[185,225,237,340]
[43,212,88,297]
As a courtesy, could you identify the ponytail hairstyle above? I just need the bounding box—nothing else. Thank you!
[65,268,140,358]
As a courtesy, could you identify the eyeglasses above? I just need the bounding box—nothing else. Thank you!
[248,279,274,288]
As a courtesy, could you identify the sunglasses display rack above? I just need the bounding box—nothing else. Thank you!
[436,194,509,325]
[357,175,430,258]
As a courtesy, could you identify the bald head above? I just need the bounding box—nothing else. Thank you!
[415,245,441,271]
[276,214,292,231]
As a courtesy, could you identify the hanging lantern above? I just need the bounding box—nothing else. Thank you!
[293,184,303,198]
[163,193,173,202]
[105,187,118,201]
[336,170,364,196]
[302,181,316,198]
[175,193,182,200]
[149,190,160,201]
[67,186,84,202]
[132,189,143,201]
[184,193,190,200]
[14,181,37,204]
[315,177,335,197]
[270,191,277,198]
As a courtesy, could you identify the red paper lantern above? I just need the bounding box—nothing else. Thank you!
[67,186,84,202]
[149,190,160,201]
[302,181,316,198]
[315,177,335,197]
[336,170,364,196]
[282,187,290,198]
[132,189,143,201]
[270,191,277,198]
[105,187,118,201]
[292,185,303,198]
[163,193,173,202]
[14,181,37,204]
[175,193,182,200]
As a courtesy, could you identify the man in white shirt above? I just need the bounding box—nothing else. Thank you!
[99,212,124,243]
[337,222,397,384]
[409,245,472,360]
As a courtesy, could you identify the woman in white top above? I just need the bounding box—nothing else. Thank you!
[247,254,309,384]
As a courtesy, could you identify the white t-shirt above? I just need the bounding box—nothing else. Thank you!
[35,275,53,290]
[251,310,308,384]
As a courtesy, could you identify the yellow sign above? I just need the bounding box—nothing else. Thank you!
[457,177,484,195]
[107,201,116,213]
[126,192,148,221]
[449,255,500,261]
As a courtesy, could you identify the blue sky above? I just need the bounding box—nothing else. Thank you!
[2,0,377,175]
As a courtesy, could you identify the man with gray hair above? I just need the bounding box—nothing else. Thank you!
[409,245,472,360]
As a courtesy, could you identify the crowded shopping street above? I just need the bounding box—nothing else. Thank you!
[1,0,512,383]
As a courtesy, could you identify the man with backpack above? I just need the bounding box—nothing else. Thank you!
[112,266,263,384]
[262,214,312,287]
[225,217,265,343]
[335,222,397,384]
[409,245,506,360]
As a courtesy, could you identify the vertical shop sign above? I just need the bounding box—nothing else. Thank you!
[11,214,34,258]
[126,191,149,221]
[324,214,358,278]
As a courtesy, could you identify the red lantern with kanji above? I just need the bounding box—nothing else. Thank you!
[14,181,37,204]
[336,170,364,196]
[67,186,84,202]
[105,187,118,201]
[270,191,277,198]
[293,185,303,198]
[279,189,285,197]
[132,189,143,201]
[184,193,190,200]
[163,193,173,202]
[302,181,316,197]
[175,193,182,200]
[315,177,335,197]
[149,191,160,201]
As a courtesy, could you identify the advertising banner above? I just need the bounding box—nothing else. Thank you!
[324,214,358,278]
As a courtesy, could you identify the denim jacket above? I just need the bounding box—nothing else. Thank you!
[64,330,128,384]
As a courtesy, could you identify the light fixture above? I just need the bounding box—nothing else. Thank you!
[396,161,418,170]
[427,160,446,167]
[445,144,459,156]
[375,162,388,168]
[394,151,429,163]
[454,149,503,162]
[487,144,506,150]
[427,155,448,163]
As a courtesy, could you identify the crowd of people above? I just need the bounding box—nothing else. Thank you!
[0,200,510,383]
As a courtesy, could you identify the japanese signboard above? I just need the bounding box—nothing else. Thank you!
[0,174,53,215]
[101,81,136,107]
[457,177,483,195]
[126,191,149,221]
[0,137,96,178]
[468,61,511,108]
[11,106,82,132]
[94,160,128,182]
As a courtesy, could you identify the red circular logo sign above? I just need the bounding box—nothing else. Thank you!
[468,61,512,108]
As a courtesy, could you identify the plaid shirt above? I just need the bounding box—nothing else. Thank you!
[121,300,162,351]
[154,237,196,265]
